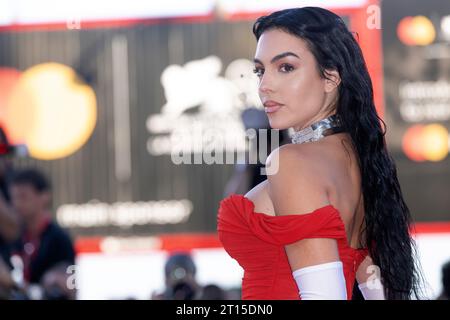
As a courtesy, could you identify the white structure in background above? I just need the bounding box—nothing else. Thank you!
[76,247,243,300]
[146,56,262,156]
[414,232,450,299]
[159,56,239,117]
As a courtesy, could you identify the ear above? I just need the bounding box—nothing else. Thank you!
[324,69,341,93]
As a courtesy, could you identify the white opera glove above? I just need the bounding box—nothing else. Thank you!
[292,261,347,300]
[357,278,386,300]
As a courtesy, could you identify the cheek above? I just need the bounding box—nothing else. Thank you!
[13,196,34,212]
[284,72,325,109]
[12,201,27,215]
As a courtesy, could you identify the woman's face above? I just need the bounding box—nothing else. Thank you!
[253,28,339,131]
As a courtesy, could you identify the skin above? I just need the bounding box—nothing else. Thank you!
[253,28,340,131]
[247,29,374,292]
[9,184,51,237]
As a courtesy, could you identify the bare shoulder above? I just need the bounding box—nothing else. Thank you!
[266,143,325,170]
[265,143,331,216]
[265,143,329,186]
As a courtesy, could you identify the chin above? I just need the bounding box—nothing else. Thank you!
[267,119,291,131]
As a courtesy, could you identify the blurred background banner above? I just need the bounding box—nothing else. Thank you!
[0,0,449,299]
[382,0,450,221]
[0,0,385,237]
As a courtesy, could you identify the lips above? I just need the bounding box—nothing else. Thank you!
[263,100,284,113]
[265,105,282,113]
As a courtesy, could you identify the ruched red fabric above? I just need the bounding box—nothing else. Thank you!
[217,194,369,300]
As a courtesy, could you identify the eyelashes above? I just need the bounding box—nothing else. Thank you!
[280,63,295,73]
[252,67,264,78]
[252,63,295,78]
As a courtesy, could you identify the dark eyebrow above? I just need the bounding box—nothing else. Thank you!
[253,52,300,65]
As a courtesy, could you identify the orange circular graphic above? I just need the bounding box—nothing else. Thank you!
[397,16,416,46]
[402,125,426,162]
[0,68,22,142]
[5,63,97,160]
[422,124,448,161]
[402,124,448,162]
[397,16,436,46]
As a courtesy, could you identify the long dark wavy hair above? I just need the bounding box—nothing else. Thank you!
[253,7,426,299]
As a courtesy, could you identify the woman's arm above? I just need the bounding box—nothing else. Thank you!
[266,145,346,299]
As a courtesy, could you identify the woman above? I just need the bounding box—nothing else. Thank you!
[217,7,425,300]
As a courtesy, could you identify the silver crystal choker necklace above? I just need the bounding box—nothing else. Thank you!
[291,114,346,144]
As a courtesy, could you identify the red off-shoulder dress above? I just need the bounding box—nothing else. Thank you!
[217,194,369,300]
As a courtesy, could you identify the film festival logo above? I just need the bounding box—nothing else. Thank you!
[146,55,280,175]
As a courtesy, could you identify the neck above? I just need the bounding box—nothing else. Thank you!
[293,112,337,132]
[291,114,344,145]
[25,211,49,236]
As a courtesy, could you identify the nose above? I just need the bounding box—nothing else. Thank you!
[258,73,274,95]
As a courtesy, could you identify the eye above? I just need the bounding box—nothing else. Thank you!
[253,67,264,78]
[279,63,294,73]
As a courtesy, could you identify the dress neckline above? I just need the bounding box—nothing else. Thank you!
[227,193,368,253]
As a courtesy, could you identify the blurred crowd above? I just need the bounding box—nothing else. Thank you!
[0,125,240,300]
[0,127,76,300]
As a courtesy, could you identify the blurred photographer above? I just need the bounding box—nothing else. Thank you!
[151,252,201,300]
[9,168,76,299]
